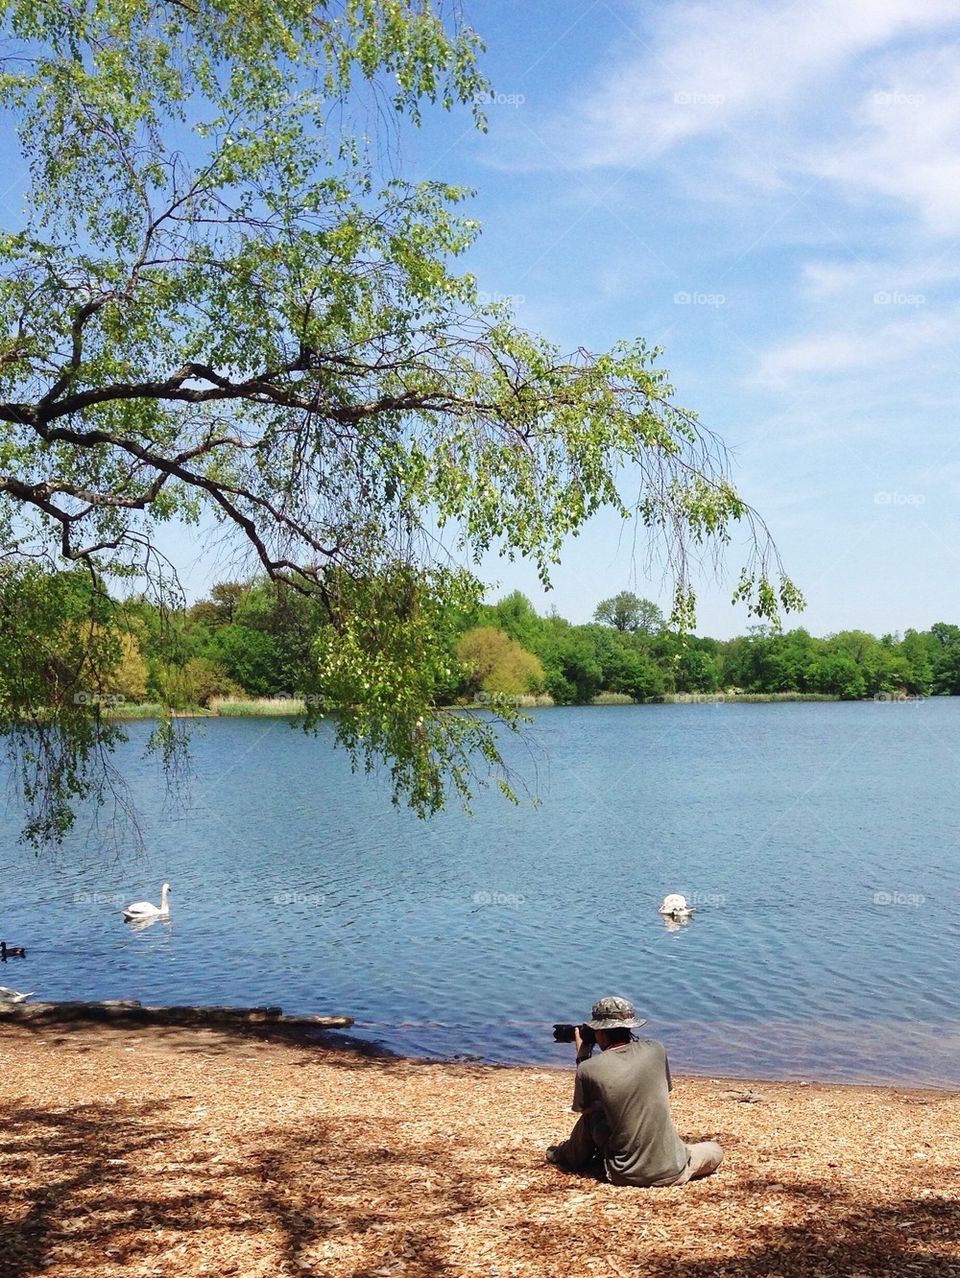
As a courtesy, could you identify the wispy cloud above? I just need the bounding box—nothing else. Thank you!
[751,303,960,387]
[800,256,960,298]
[553,3,960,396]
[568,0,957,166]
[806,49,960,234]
[453,2,960,633]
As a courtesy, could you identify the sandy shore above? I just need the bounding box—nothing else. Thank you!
[1,1020,958,1277]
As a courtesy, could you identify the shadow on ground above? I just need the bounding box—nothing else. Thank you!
[2,1020,958,1277]
[1,1086,958,1277]
[3,1012,402,1063]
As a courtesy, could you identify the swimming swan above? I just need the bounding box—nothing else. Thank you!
[0,942,26,959]
[0,986,32,1003]
[123,882,171,922]
[658,893,695,920]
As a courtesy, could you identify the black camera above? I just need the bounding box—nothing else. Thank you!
[553,1022,596,1047]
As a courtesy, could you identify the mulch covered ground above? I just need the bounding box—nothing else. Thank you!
[1,1020,958,1277]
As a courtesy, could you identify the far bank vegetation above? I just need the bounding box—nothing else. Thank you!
[77,580,955,717]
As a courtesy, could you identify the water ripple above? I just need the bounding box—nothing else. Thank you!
[2,703,959,1084]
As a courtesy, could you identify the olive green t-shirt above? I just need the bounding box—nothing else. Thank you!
[572,1040,688,1187]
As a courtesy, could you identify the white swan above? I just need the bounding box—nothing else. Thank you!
[0,986,33,1003]
[123,882,171,922]
[658,893,695,920]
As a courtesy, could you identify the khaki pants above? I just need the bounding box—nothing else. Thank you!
[555,1115,723,1187]
[670,1140,724,1184]
[554,1112,610,1174]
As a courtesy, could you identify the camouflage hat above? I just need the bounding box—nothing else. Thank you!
[585,995,647,1031]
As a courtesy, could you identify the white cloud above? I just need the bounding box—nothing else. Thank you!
[801,262,866,297]
[807,50,960,234]
[801,255,960,298]
[751,304,960,387]
[571,0,958,167]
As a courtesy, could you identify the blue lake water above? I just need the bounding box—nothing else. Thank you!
[2,701,959,1086]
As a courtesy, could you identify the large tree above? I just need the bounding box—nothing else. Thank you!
[0,0,800,843]
[594,591,664,635]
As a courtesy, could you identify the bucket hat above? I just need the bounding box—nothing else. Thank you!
[584,995,647,1030]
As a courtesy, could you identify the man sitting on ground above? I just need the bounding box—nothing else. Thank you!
[546,995,723,1187]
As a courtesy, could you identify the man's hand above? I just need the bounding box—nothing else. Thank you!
[574,1025,594,1062]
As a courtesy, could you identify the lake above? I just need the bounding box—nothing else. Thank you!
[2,701,958,1086]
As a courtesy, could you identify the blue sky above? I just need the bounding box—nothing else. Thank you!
[378,0,960,638]
[23,1,954,639]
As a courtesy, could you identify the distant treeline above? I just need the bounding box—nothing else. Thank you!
[98,581,958,708]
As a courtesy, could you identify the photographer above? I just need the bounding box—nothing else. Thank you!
[547,996,723,1187]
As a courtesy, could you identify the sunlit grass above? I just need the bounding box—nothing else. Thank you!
[105,703,212,718]
[103,691,840,721]
[210,697,307,716]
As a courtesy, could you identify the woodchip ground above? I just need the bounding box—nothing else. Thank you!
[1,1021,958,1276]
